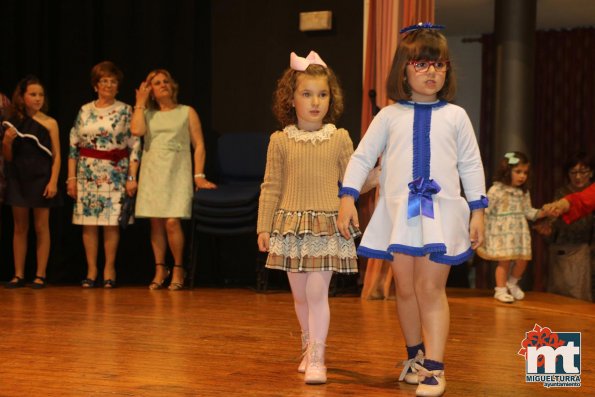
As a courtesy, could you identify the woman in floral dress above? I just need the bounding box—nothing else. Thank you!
[66,61,141,288]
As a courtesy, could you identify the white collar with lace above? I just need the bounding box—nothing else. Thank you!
[284,124,336,144]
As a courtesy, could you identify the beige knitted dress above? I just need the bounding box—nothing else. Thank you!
[257,124,359,273]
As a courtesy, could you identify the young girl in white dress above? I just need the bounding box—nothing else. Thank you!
[338,23,487,397]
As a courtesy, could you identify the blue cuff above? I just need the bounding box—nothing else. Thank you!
[338,187,360,200]
[468,195,489,210]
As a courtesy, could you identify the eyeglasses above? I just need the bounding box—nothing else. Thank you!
[569,169,592,176]
[98,78,118,86]
[407,60,450,73]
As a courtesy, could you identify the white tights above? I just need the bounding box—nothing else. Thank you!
[287,271,333,345]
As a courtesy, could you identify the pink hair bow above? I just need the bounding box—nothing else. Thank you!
[290,51,327,71]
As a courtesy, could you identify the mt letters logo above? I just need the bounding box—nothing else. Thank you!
[518,323,581,388]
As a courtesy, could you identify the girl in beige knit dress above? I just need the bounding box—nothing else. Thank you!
[257,51,368,385]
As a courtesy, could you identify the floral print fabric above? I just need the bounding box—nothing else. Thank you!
[69,101,141,225]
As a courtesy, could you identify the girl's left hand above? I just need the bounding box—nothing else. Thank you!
[194,177,217,190]
[43,181,58,198]
[337,196,359,239]
[542,199,569,217]
[469,210,485,249]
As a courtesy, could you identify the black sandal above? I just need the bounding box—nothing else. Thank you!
[6,276,26,289]
[103,279,117,289]
[81,278,97,288]
[168,265,186,291]
[149,263,171,290]
[31,276,47,289]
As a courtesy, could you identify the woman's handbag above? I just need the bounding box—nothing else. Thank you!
[118,195,136,229]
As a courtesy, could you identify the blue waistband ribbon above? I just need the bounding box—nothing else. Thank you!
[407,177,441,219]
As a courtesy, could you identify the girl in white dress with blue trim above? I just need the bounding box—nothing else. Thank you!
[338,23,487,397]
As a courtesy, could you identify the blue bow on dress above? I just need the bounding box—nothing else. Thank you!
[407,177,441,219]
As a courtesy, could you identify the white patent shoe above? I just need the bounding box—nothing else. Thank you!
[494,287,515,303]
[506,282,525,300]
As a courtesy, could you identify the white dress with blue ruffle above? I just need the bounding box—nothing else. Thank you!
[341,100,488,265]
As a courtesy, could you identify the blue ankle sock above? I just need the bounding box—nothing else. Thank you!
[406,342,425,360]
[420,359,444,385]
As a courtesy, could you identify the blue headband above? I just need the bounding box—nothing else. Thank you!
[400,22,446,34]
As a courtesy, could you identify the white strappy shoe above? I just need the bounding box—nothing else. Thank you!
[398,349,425,384]
[414,363,446,397]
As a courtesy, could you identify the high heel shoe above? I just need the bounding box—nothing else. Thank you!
[103,279,117,289]
[6,276,26,289]
[31,276,47,289]
[168,265,185,291]
[81,278,97,288]
[149,263,171,290]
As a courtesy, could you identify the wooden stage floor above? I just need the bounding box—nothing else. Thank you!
[0,286,592,396]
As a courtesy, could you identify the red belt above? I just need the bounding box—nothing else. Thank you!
[79,147,129,163]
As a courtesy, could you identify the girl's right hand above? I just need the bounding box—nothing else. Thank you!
[257,232,270,252]
[2,127,17,145]
[337,196,359,239]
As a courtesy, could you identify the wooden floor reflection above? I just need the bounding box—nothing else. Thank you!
[0,286,592,396]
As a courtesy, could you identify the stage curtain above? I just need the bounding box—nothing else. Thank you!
[359,0,434,300]
[532,27,595,291]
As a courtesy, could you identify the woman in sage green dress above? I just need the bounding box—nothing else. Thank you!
[131,69,216,290]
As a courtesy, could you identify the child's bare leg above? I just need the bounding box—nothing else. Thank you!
[507,260,527,300]
[413,255,450,362]
[510,259,527,279]
[391,253,423,346]
[494,260,510,288]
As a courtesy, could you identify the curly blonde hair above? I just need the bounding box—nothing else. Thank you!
[272,64,343,128]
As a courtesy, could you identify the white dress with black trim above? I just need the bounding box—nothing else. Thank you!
[340,100,488,265]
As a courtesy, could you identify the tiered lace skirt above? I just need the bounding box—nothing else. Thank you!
[266,209,360,273]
